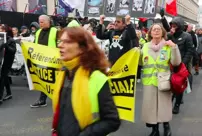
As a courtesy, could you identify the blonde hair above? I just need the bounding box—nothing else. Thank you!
[147,23,167,41]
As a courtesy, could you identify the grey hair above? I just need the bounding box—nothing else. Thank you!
[39,15,51,22]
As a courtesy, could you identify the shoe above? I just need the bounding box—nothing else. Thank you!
[0,99,3,105]
[163,122,172,136]
[3,94,12,101]
[149,130,160,136]
[173,105,180,114]
[30,100,47,108]
[181,99,184,104]
[149,124,159,136]
[194,72,199,75]
[137,79,141,83]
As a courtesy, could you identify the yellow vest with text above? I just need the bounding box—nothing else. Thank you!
[142,43,171,86]
[35,27,57,48]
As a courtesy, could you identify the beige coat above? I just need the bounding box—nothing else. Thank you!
[140,43,181,124]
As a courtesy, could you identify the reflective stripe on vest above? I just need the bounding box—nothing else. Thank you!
[89,70,108,122]
[141,43,171,86]
[35,27,57,48]
[143,64,170,70]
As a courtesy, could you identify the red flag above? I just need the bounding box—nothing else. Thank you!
[166,0,177,16]
[139,18,147,22]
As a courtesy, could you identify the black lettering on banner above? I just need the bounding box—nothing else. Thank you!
[109,75,135,97]
[33,82,54,95]
[116,106,132,111]
[28,47,61,64]
[27,59,56,83]
[108,65,129,76]
[46,84,54,94]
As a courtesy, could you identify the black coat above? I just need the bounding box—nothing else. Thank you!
[168,17,194,65]
[1,37,16,76]
[57,74,121,136]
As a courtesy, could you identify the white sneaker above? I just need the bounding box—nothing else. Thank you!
[137,79,141,83]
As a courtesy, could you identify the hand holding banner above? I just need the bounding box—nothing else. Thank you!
[21,42,65,98]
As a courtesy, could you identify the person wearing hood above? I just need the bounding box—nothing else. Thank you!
[20,26,30,37]
[167,17,194,115]
[30,22,40,35]
[96,15,138,65]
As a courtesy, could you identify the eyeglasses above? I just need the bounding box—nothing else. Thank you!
[152,28,162,32]
[57,39,74,44]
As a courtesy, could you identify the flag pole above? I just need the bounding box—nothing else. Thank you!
[161,0,165,9]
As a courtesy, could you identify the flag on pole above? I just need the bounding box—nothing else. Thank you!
[165,0,177,16]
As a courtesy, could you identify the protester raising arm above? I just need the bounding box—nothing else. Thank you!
[124,15,139,47]
[96,15,112,40]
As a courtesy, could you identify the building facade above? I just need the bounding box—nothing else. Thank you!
[198,5,202,27]
[3,0,200,25]
[157,0,199,24]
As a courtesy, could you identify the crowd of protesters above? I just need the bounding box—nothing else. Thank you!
[0,8,200,136]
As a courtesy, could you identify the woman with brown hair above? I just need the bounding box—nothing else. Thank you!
[52,27,120,136]
[140,23,181,136]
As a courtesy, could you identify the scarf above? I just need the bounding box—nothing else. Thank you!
[62,57,93,130]
[150,39,165,52]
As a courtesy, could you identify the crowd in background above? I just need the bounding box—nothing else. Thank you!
[0,8,201,136]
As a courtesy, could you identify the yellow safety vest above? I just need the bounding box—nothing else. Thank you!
[139,38,147,48]
[142,43,171,86]
[89,70,108,121]
[35,27,57,48]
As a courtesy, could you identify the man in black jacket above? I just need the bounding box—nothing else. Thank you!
[96,15,138,65]
[187,24,197,49]
[168,17,194,114]
[0,25,16,105]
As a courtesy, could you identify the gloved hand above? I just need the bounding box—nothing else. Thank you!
[160,8,164,17]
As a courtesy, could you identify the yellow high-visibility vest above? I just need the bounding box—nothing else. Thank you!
[35,27,57,48]
[141,43,171,86]
[89,70,108,121]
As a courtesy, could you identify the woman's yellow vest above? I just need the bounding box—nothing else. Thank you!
[89,70,108,121]
[35,27,57,48]
[142,43,171,86]
[53,70,108,122]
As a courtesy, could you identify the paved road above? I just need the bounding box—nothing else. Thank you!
[0,73,202,136]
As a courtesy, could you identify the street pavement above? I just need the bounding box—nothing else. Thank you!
[0,72,202,136]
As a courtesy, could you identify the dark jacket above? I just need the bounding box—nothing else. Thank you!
[188,30,197,49]
[197,34,202,54]
[96,24,138,65]
[30,22,40,35]
[168,17,194,65]
[54,72,120,136]
[1,37,16,76]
